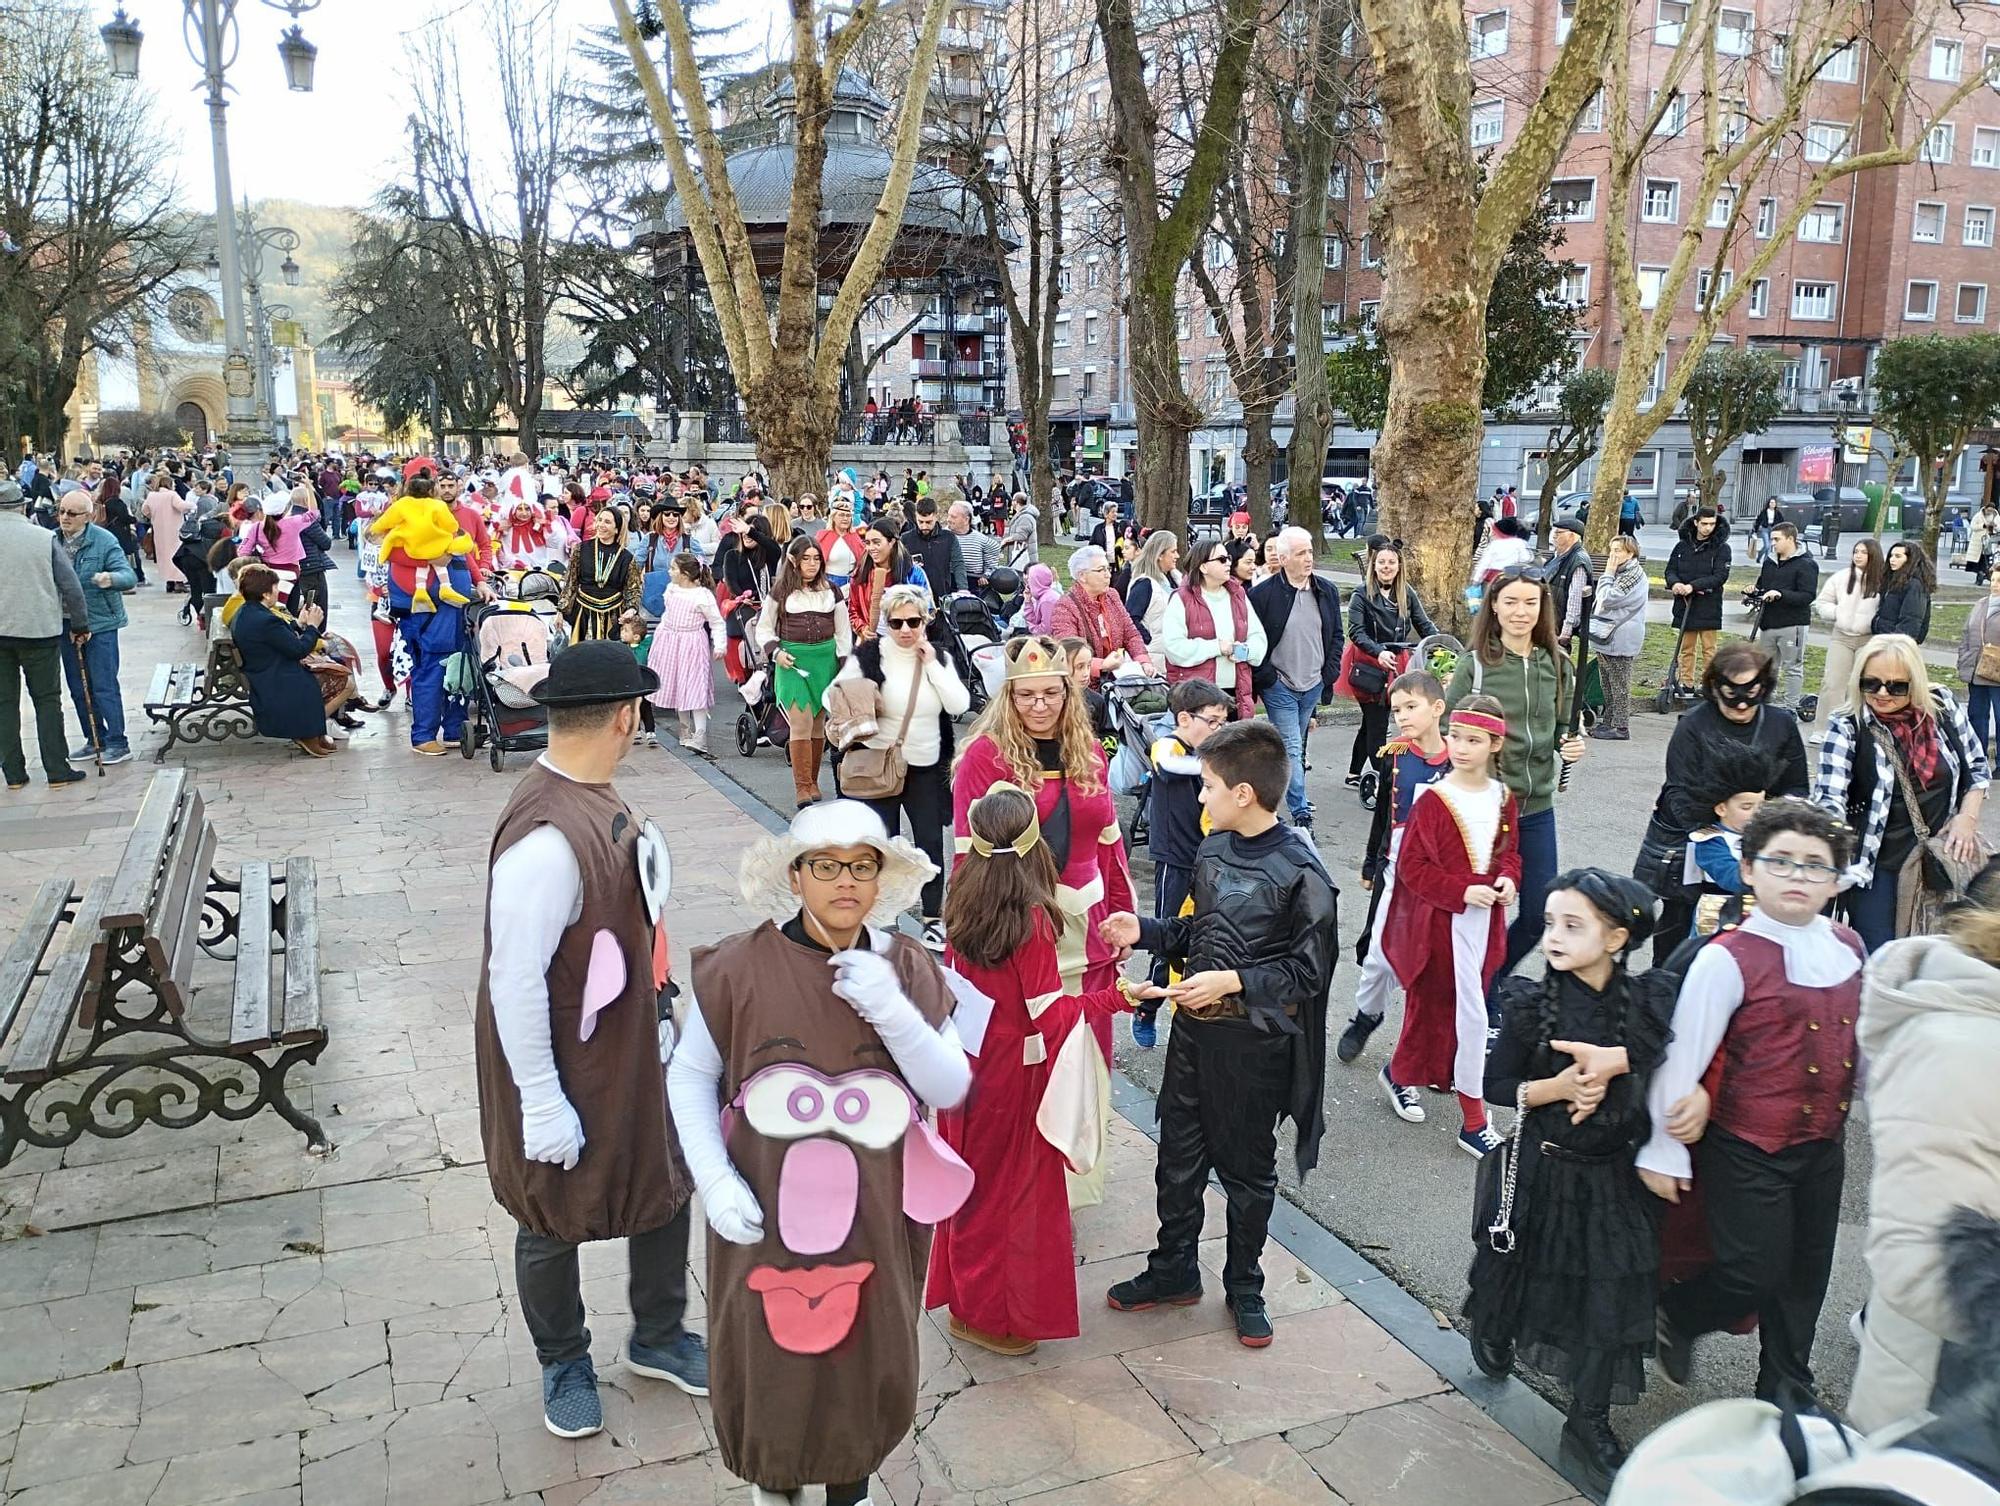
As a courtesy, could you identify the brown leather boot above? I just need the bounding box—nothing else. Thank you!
[810,735,827,791]
[790,739,820,809]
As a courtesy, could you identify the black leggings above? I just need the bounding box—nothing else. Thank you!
[1350,701,1389,776]
[862,757,949,917]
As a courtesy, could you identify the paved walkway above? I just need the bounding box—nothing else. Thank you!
[0,570,1585,1506]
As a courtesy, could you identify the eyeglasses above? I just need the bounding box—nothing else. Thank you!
[1191,711,1229,728]
[796,856,881,882]
[57,509,90,519]
[887,616,924,629]
[1860,677,1912,697]
[1751,854,1840,883]
[1010,686,1067,706]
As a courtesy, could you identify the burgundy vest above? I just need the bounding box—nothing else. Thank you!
[1165,581,1254,719]
[1710,927,1863,1154]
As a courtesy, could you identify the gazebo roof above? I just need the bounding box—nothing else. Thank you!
[765,65,891,117]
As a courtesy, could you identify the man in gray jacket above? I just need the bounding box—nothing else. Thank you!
[0,480,89,789]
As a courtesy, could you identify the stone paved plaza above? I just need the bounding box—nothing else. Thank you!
[0,577,1590,1506]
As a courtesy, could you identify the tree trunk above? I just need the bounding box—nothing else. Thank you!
[745,359,837,503]
[1284,1,1345,550]
[1129,271,1198,535]
[1373,200,1485,630]
[1244,400,1277,536]
[1585,365,1655,552]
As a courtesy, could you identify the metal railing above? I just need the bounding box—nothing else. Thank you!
[703,410,755,444]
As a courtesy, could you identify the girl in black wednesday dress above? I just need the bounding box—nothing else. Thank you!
[1465,868,1674,1494]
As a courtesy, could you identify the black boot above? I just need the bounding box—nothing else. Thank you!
[1559,1402,1626,1496]
[1469,1323,1513,1380]
[1336,1009,1383,1064]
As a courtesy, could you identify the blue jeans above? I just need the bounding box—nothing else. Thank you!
[1844,872,1898,954]
[1261,680,1318,821]
[1969,684,2000,761]
[59,630,127,754]
[1501,805,1559,980]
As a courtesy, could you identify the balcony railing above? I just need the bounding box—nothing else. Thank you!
[957,415,993,446]
[704,410,755,444]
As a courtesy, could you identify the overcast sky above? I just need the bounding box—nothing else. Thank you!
[117,0,777,213]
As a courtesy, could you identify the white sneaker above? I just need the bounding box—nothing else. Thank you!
[643,731,658,746]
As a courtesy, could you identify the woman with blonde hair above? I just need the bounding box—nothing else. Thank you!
[953,635,1135,1205]
[681,490,720,559]
[1812,632,1990,951]
[1122,530,1181,643]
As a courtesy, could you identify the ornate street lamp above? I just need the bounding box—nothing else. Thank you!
[99,8,144,76]
[276,24,317,91]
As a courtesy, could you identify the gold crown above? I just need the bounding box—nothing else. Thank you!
[1005,638,1066,683]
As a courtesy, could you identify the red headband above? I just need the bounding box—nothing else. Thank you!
[1452,709,1509,740]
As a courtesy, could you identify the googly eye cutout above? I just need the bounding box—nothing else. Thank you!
[636,820,672,925]
[739,1064,914,1150]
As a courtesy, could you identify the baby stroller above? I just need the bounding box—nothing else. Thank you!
[457,570,567,771]
[938,588,1011,714]
[1102,672,1170,846]
[731,626,791,757]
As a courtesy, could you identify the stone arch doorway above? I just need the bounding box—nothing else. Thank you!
[175,401,210,448]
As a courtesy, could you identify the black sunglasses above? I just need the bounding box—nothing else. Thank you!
[1860,676,1912,697]
[887,615,924,629]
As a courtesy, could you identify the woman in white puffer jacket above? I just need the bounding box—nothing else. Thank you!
[1814,537,1885,720]
[1850,870,2000,1431]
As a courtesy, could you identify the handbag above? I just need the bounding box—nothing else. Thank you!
[1472,1083,1532,1254]
[1872,721,1991,938]
[1334,639,1389,701]
[837,665,920,800]
[1976,601,2000,684]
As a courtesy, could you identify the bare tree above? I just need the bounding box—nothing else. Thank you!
[1094,0,1266,535]
[611,0,952,499]
[0,4,199,454]
[1583,0,2000,552]
[1355,0,1620,618]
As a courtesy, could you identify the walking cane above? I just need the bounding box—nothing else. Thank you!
[75,636,105,777]
[1559,580,1593,794]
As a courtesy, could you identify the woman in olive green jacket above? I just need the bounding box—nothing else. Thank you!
[1446,568,1588,977]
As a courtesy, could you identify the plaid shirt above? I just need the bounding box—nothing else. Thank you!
[1812,687,1990,887]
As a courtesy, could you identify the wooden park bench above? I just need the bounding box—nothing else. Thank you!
[142,608,257,762]
[0,769,330,1168]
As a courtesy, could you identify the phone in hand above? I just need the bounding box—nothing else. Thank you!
[1231,642,1250,662]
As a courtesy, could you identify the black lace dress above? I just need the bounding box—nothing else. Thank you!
[1464,968,1674,1407]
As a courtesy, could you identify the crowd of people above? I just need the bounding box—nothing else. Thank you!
[6,439,1999,1502]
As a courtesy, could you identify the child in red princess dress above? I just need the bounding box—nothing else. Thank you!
[1380,695,1522,1158]
[927,785,1133,1355]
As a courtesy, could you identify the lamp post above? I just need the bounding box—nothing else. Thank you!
[236,200,300,453]
[99,0,321,479]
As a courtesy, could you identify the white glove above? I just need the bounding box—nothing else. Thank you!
[829,946,915,1031]
[520,1093,584,1171]
[701,1173,765,1245]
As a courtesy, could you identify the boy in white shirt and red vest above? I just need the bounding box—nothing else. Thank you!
[1642,797,1862,1399]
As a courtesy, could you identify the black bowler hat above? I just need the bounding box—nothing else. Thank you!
[532,639,660,706]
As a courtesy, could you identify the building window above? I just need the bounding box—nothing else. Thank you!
[1652,90,1687,136]
[1628,451,1660,493]
[1364,160,1385,196]
[1755,197,1777,237]
[1976,126,2000,167]
[1556,264,1590,305]
[1804,120,1852,162]
[1748,278,1770,317]
[1360,234,1380,267]
[1924,123,1955,163]
[1798,202,1843,242]
[1328,166,1347,198]
[1323,237,1344,269]
[1771,32,1789,71]
[1471,99,1504,147]
[1174,304,1191,339]
[1656,0,1688,45]
[1906,280,1940,320]
[1321,305,1343,344]
[1643,353,1669,407]
[1325,301,1344,326]
[1708,186,1737,227]
[1913,200,1947,242]
[1470,9,1509,58]
[1081,368,1097,398]
[1204,308,1221,337]
[1969,206,1996,247]
[1085,255,1103,287]
[1959,283,1988,323]
[1557,0,1574,41]
[1053,315,1071,348]
[1932,37,1963,80]
[1549,177,1597,222]
[1820,42,1858,82]
[1204,364,1229,406]
[1695,270,1734,310]
[1638,265,1667,310]
[1720,97,1749,144]
[1717,7,1753,55]
[1084,312,1101,345]
[1643,178,1681,222]
[1792,280,1836,320]
[1357,300,1379,329]
[1177,360,1190,391]
[1987,43,2000,83]
[1575,88,1604,133]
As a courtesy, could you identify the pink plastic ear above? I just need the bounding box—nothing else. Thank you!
[579,929,626,1042]
[901,1117,974,1224]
